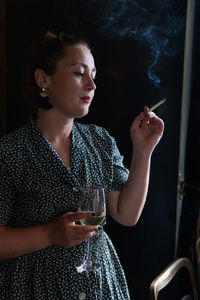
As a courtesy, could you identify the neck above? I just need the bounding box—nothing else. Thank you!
[36,109,73,144]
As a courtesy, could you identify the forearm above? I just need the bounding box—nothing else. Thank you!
[108,149,152,226]
[0,223,51,259]
[107,108,164,226]
[119,150,151,225]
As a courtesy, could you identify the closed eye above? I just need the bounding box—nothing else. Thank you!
[75,72,84,77]
[75,72,96,82]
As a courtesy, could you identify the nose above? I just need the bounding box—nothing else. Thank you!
[86,76,96,91]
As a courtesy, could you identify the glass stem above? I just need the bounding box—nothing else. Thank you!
[86,238,92,262]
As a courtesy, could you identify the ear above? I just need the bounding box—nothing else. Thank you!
[34,69,49,89]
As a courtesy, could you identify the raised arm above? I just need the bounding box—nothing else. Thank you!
[107,107,164,226]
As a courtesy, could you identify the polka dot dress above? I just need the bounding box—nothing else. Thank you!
[0,117,131,299]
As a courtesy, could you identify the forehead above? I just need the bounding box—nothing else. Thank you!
[59,44,95,70]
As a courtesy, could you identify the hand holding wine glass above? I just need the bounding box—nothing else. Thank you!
[46,211,99,249]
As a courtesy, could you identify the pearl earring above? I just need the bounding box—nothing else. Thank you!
[38,87,53,110]
[40,87,48,97]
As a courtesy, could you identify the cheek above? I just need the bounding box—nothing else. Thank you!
[49,77,80,100]
[61,77,78,90]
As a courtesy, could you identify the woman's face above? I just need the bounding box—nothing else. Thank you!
[46,44,96,119]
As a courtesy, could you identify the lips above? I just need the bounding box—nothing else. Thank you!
[80,96,91,103]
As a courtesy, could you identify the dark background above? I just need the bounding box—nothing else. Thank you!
[3,0,200,299]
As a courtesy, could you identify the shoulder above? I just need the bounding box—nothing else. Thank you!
[0,123,30,161]
[75,121,113,142]
[74,122,118,157]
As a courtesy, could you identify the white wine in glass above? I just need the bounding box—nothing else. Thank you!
[80,212,106,226]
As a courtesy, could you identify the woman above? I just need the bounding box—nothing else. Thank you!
[0,31,164,299]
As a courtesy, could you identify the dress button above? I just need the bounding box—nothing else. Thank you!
[79,292,86,300]
[73,187,78,192]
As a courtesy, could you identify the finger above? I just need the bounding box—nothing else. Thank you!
[60,212,75,218]
[144,106,150,114]
[70,233,96,247]
[135,111,145,121]
[143,109,155,122]
[71,230,96,243]
[137,107,150,127]
[73,224,102,241]
[144,111,158,126]
[131,112,145,129]
[148,117,164,134]
[75,224,100,234]
[148,111,156,119]
[151,116,164,127]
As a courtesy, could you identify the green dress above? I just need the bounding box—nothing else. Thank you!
[0,117,131,299]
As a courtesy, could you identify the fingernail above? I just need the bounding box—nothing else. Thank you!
[98,226,102,230]
[91,212,96,216]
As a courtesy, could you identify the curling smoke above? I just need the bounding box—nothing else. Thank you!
[64,0,186,88]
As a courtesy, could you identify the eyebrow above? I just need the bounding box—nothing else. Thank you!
[70,63,96,73]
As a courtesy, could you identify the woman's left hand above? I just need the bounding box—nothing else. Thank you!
[130,106,164,154]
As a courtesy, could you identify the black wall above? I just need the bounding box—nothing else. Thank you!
[5,1,199,299]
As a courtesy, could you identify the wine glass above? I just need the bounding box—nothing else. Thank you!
[75,187,106,273]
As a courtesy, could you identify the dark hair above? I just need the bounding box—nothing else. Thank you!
[25,30,91,110]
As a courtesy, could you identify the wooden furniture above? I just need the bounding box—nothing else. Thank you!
[150,257,198,300]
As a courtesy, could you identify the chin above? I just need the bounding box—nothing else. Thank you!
[75,108,89,119]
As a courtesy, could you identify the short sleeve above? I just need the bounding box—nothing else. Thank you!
[0,159,16,225]
[110,137,129,191]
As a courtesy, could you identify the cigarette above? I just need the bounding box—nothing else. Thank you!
[149,98,166,111]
